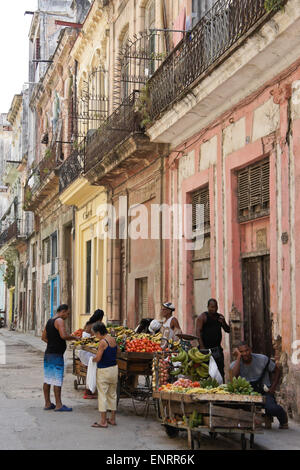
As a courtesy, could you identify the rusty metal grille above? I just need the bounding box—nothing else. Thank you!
[74,67,109,143]
[24,145,59,202]
[148,0,274,120]
[59,145,85,193]
[238,158,270,222]
[114,31,171,108]
[84,91,143,174]
[0,219,26,247]
[192,186,210,232]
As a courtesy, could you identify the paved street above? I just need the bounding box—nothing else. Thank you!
[1,329,300,451]
[0,329,245,450]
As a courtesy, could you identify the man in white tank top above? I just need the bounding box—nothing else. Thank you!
[160,302,182,347]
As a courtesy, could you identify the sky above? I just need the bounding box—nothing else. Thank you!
[0,1,38,113]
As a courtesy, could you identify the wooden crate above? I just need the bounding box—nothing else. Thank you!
[117,351,153,376]
[74,358,87,377]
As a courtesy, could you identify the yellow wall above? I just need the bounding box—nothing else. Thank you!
[59,178,107,330]
[8,287,15,323]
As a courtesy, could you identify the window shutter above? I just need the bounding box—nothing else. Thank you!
[192,186,210,232]
[238,158,270,221]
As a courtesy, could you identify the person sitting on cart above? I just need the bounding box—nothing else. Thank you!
[196,298,230,382]
[230,341,289,430]
[80,309,105,399]
[91,322,118,428]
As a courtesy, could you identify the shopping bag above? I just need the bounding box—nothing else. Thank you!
[86,356,97,393]
[208,354,223,385]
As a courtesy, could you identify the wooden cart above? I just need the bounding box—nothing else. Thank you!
[153,390,265,450]
[117,351,155,415]
[72,348,87,389]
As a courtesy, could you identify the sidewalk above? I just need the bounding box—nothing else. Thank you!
[0,328,73,371]
[1,328,300,450]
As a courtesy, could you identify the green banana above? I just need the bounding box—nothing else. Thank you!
[170,369,181,376]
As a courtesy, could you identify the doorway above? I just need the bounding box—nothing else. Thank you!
[242,255,273,357]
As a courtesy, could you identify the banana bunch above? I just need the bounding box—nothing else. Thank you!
[170,348,211,380]
[71,337,99,347]
[225,376,255,395]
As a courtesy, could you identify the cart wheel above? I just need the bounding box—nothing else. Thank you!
[250,434,255,449]
[74,379,78,390]
[164,425,179,438]
[241,433,247,450]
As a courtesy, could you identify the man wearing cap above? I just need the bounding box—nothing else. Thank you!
[160,302,182,345]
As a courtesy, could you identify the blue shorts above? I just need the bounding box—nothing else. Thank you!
[44,354,64,387]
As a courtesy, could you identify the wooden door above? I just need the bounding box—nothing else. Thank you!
[242,256,273,357]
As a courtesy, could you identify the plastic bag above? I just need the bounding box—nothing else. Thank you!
[86,356,97,394]
[208,354,223,385]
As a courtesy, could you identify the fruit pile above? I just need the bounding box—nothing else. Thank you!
[170,348,211,380]
[158,382,229,395]
[71,337,99,348]
[108,326,163,344]
[72,329,84,338]
[225,376,260,396]
[125,337,163,353]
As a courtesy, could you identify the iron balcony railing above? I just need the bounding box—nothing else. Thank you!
[84,91,143,174]
[0,219,27,247]
[58,145,85,194]
[147,0,281,120]
[24,146,59,207]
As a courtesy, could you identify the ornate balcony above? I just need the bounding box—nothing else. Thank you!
[24,146,60,212]
[0,219,27,249]
[84,91,169,187]
[147,0,284,121]
[58,146,85,194]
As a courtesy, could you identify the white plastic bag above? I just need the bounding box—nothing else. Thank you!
[208,355,223,385]
[86,356,97,394]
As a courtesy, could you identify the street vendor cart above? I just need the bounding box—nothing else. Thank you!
[152,350,266,450]
[117,351,154,415]
[153,388,265,449]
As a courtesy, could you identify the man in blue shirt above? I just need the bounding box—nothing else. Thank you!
[230,341,288,429]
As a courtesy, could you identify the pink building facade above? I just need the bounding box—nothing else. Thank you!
[145,1,300,419]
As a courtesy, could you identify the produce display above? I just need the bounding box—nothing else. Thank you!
[71,336,99,348]
[225,376,260,396]
[170,348,211,380]
[152,356,170,388]
[157,376,261,397]
[158,380,230,395]
[125,337,163,353]
[72,329,84,338]
[166,411,203,429]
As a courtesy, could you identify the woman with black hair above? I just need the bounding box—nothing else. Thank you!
[83,309,104,336]
[78,309,105,399]
[91,322,118,428]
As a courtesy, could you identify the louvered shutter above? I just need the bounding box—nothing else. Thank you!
[238,159,270,221]
[192,186,210,232]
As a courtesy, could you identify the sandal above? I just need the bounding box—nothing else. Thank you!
[107,419,117,426]
[91,422,108,428]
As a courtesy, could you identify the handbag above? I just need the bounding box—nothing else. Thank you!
[250,357,270,394]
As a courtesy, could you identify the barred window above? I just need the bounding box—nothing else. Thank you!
[238,158,270,222]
